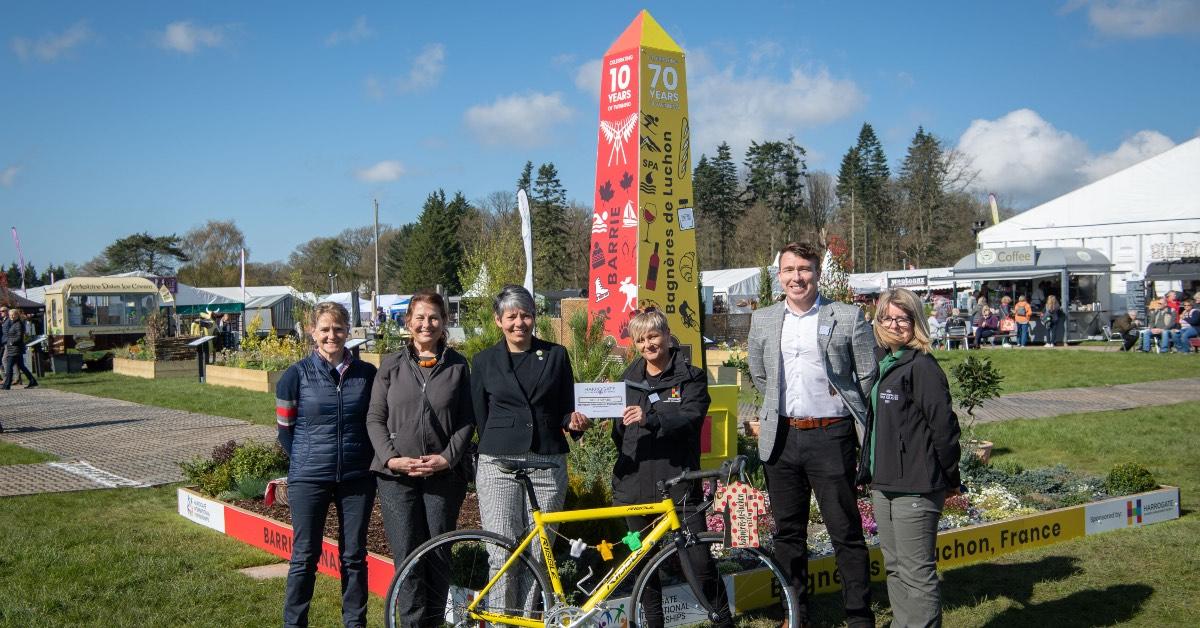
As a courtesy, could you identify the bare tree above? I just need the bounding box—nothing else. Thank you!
[804,171,836,243]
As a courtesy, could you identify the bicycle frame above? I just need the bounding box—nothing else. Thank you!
[466,498,685,627]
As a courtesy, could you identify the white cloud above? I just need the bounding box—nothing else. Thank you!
[396,43,445,92]
[747,40,784,64]
[464,92,574,148]
[158,21,230,54]
[0,165,20,188]
[574,58,602,98]
[690,65,864,157]
[355,160,406,183]
[10,21,93,62]
[1075,0,1200,37]
[956,109,1176,205]
[326,16,374,46]
[1079,130,1176,180]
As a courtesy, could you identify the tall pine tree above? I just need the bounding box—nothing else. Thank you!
[693,142,744,269]
[516,161,533,194]
[742,137,807,251]
[899,127,949,268]
[395,190,468,293]
[531,162,570,290]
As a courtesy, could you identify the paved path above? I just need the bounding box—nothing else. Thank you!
[737,377,1200,425]
[0,388,274,497]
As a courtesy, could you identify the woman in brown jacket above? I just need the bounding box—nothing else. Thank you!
[365,289,474,627]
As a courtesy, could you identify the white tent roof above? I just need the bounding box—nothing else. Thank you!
[201,285,317,303]
[702,268,761,296]
[320,291,374,313]
[979,136,1200,244]
[174,284,240,308]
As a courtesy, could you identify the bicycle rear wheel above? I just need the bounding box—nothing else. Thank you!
[629,532,797,628]
[385,529,553,628]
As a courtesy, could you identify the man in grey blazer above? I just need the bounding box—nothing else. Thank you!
[748,242,877,627]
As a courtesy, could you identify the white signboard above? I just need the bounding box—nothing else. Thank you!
[1084,487,1180,534]
[575,382,627,419]
[178,489,226,533]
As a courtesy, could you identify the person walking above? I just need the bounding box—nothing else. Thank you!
[470,285,590,610]
[747,242,876,627]
[2,309,38,390]
[277,302,378,628]
[366,290,474,627]
[613,310,733,628]
[861,288,962,628]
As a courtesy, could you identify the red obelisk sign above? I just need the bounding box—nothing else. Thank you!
[589,11,701,361]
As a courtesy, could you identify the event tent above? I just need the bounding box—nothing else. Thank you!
[173,284,242,314]
[701,268,768,313]
[977,137,1200,306]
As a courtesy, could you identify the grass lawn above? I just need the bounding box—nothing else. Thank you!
[37,371,276,426]
[933,348,1200,393]
[0,486,389,628]
[0,440,56,465]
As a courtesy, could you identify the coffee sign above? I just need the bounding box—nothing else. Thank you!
[976,246,1035,267]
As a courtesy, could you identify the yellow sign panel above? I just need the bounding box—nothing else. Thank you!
[700,384,738,470]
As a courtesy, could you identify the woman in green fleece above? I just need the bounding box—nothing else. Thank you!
[861,288,961,628]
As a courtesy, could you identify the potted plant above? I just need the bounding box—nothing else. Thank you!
[949,354,1004,463]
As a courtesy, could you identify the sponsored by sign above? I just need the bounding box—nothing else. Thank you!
[975,246,1036,267]
[1085,487,1180,534]
[177,490,225,533]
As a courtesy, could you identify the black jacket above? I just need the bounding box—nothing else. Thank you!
[471,337,577,456]
[3,319,26,353]
[276,352,377,483]
[611,348,710,504]
[365,347,475,477]
[860,348,961,493]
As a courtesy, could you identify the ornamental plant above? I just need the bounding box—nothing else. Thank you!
[180,439,288,499]
[949,354,1004,441]
[1105,462,1157,496]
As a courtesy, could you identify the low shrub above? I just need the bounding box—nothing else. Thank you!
[1105,462,1157,496]
[180,440,288,498]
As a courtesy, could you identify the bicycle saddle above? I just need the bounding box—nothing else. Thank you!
[494,459,560,473]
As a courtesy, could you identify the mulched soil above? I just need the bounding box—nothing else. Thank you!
[232,491,482,559]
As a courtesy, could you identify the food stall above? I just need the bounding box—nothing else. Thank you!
[950,247,1113,343]
[42,277,161,353]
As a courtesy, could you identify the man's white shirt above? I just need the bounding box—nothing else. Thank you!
[779,299,849,419]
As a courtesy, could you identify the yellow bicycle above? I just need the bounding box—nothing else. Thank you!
[384,455,797,627]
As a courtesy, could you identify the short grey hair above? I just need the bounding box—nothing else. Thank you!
[493,284,535,318]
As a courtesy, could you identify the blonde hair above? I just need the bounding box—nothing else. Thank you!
[308,301,350,330]
[874,288,932,353]
[627,309,671,346]
[1045,294,1060,311]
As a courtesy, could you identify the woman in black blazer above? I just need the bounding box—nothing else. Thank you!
[470,285,590,605]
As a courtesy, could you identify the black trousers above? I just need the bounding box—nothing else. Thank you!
[283,476,375,628]
[2,352,36,389]
[764,419,874,626]
[376,471,468,628]
[621,481,733,628]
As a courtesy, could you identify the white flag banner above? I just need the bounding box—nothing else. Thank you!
[517,188,534,296]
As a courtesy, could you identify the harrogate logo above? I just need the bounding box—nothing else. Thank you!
[1126,499,1142,525]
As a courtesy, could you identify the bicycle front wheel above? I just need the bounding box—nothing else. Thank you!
[629,532,797,628]
[385,529,553,628]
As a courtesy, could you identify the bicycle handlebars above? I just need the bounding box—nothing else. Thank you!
[658,455,749,494]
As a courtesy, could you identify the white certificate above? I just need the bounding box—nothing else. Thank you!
[574,382,627,419]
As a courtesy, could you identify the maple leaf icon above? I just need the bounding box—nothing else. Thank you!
[619,171,634,190]
[598,180,614,202]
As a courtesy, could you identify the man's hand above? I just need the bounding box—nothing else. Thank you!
[567,412,592,431]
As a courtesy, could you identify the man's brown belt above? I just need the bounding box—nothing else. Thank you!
[781,416,847,430]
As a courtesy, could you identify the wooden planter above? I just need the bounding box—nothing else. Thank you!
[113,357,195,379]
[205,365,284,393]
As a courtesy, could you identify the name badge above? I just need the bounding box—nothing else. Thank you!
[818,325,832,336]
[648,392,661,403]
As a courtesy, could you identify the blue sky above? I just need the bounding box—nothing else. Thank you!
[3,1,1198,271]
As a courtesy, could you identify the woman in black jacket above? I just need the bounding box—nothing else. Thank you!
[862,288,961,628]
[366,289,473,627]
[613,310,732,628]
[276,302,377,628]
[470,285,590,607]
